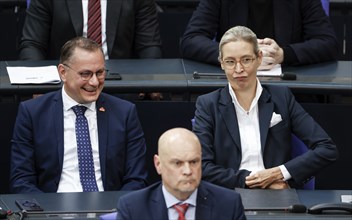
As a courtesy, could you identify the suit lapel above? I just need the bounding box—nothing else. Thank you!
[96,95,108,184]
[106,0,122,56]
[54,90,65,169]
[258,89,274,152]
[219,86,241,150]
[273,0,292,45]
[152,184,169,219]
[195,182,211,220]
[67,0,83,36]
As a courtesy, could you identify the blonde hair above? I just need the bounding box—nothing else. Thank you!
[218,26,259,62]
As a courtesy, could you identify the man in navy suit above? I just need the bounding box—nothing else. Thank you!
[20,0,163,101]
[117,128,246,220]
[193,26,338,190]
[19,0,162,60]
[10,37,148,193]
[180,0,338,70]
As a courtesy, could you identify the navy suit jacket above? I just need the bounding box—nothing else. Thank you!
[193,84,338,189]
[117,181,246,220]
[10,90,148,193]
[19,0,162,60]
[180,0,338,66]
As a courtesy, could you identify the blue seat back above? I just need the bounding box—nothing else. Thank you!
[291,134,315,189]
[321,0,330,16]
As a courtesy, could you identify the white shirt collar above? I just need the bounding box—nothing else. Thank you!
[162,184,198,208]
[62,86,96,112]
[228,78,263,112]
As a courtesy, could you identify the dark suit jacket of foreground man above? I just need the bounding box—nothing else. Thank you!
[117,181,246,220]
[10,90,147,193]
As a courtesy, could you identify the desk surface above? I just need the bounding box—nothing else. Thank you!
[1,59,351,95]
[0,59,189,94]
[1,190,351,219]
[184,59,352,94]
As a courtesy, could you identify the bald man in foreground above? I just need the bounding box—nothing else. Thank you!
[117,128,246,220]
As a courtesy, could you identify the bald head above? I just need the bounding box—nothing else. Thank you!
[158,127,201,156]
[154,128,202,200]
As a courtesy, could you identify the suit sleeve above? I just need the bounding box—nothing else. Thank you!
[231,193,246,220]
[282,88,338,184]
[180,0,221,64]
[286,0,338,65]
[134,0,162,58]
[18,0,52,60]
[116,196,131,220]
[120,104,148,190]
[10,103,43,193]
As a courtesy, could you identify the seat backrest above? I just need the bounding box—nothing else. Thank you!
[291,134,315,189]
[321,0,330,16]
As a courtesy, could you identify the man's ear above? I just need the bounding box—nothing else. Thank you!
[154,154,162,175]
[57,64,67,82]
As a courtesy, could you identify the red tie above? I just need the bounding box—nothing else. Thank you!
[87,0,102,45]
[173,203,189,220]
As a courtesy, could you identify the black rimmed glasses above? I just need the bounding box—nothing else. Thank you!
[222,57,256,70]
[63,63,108,81]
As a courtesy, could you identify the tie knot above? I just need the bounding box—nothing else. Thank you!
[174,203,189,215]
[72,105,87,116]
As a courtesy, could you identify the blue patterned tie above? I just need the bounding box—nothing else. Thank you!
[72,105,98,192]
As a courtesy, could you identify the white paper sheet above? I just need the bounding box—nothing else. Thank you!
[257,64,282,76]
[341,195,352,203]
[7,66,61,84]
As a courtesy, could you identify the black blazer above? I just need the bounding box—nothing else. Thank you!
[193,84,338,189]
[181,0,338,65]
[19,0,162,60]
[117,181,246,220]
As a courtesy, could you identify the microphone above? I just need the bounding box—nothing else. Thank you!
[193,71,226,79]
[244,204,307,213]
[280,72,297,80]
[21,208,117,215]
[287,204,307,213]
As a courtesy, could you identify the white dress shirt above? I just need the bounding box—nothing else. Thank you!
[228,79,291,179]
[57,87,104,192]
[162,185,197,220]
